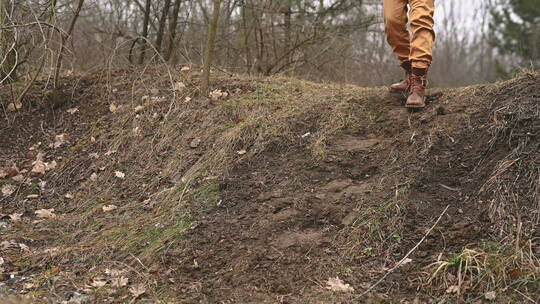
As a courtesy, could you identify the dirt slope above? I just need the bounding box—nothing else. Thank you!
[0,67,539,303]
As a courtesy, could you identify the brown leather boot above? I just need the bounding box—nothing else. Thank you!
[406,67,428,108]
[390,61,411,92]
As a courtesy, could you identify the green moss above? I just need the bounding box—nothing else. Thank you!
[186,181,220,213]
[138,220,190,257]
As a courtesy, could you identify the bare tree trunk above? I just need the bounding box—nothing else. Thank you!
[165,0,182,61]
[0,0,16,83]
[53,0,85,88]
[138,0,152,64]
[155,0,172,55]
[282,1,292,68]
[241,0,253,73]
[201,0,221,95]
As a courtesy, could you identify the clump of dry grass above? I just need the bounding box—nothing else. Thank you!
[425,240,540,298]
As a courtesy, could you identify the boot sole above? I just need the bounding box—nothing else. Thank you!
[405,97,426,109]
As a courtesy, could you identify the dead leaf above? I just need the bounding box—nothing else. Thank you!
[65,193,74,199]
[181,66,191,71]
[1,241,15,252]
[1,184,16,196]
[111,276,129,287]
[90,173,98,181]
[104,150,117,156]
[43,247,61,256]
[67,108,79,114]
[1,240,17,249]
[54,134,68,148]
[446,285,459,294]
[325,277,354,292]
[184,96,192,103]
[32,152,47,174]
[31,152,56,174]
[26,194,39,199]
[102,205,118,212]
[129,284,146,298]
[173,82,186,91]
[114,171,125,179]
[35,209,56,219]
[9,213,22,221]
[12,174,24,182]
[0,257,4,265]
[91,277,107,288]
[236,149,247,155]
[19,243,30,252]
[29,143,41,151]
[134,105,144,113]
[396,258,413,267]
[109,104,118,113]
[209,89,228,101]
[47,160,57,170]
[484,291,496,300]
[7,102,22,111]
[22,282,35,290]
[8,166,19,177]
[105,268,126,276]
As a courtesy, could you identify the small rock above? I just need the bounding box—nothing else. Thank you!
[190,138,201,148]
[65,291,90,304]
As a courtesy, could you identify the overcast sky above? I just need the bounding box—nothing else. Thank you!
[435,0,487,33]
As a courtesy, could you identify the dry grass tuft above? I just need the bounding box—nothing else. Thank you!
[425,240,540,297]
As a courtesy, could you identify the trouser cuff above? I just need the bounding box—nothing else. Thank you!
[412,61,430,69]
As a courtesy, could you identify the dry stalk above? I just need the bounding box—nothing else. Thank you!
[357,204,450,297]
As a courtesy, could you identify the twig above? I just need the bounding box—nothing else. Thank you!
[357,204,450,297]
[0,22,68,37]
[129,253,149,271]
[512,288,536,303]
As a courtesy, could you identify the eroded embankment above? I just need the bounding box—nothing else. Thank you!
[0,67,538,303]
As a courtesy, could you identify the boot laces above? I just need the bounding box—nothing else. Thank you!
[409,74,427,93]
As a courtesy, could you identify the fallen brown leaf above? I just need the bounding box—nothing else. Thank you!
[1,184,16,197]
[35,209,56,219]
[325,277,354,293]
[102,205,118,212]
[129,284,146,298]
[111,276,129,287]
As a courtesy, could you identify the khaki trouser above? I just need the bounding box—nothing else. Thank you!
[383,0,435,68]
